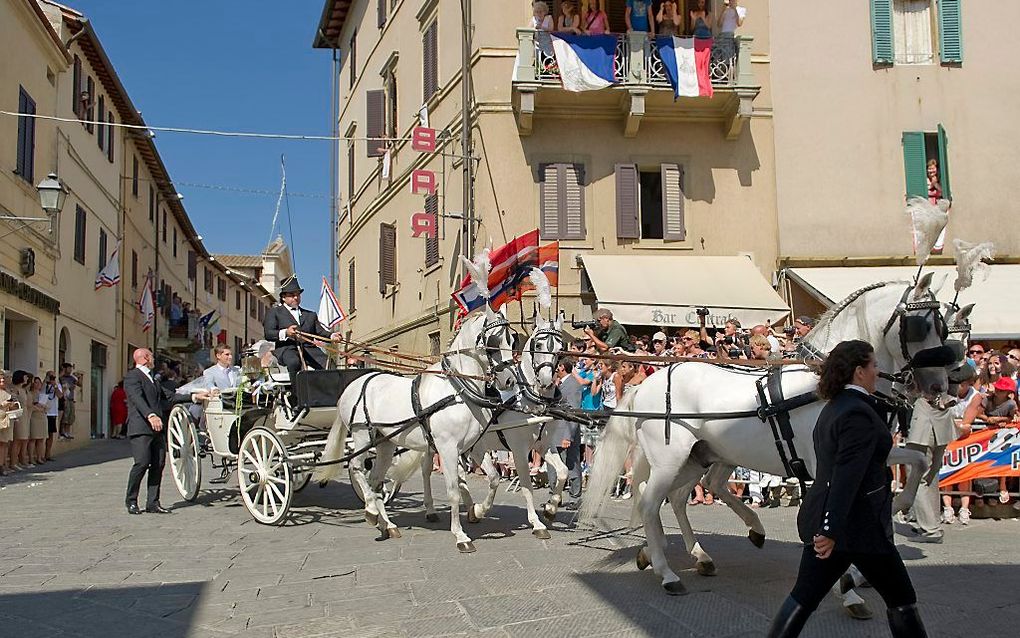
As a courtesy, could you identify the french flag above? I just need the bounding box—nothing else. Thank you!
[656,36,713,99]
[549,34,617,92]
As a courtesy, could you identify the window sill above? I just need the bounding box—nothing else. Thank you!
[422,261,442,277]
[383,282,400,299]
[630,241,693,251]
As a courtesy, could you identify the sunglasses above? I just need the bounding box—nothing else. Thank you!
[968,349,984,355]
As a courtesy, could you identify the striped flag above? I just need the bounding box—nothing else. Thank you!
[138,272,155,332]
[317,276,346,330]
[656,36,714,99]
[452,230,559,313]
[94,241,121,289]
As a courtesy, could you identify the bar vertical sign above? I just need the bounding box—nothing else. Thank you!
[410,127,437,239]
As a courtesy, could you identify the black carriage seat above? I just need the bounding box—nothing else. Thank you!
[292,368,380,409]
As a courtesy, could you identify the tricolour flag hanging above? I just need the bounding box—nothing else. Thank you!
[548,33,617,92]
[95,241,122,290]
[317,276,346,330]
[656,36,714,99]
[452,230,560,313]
[138,272,155,332]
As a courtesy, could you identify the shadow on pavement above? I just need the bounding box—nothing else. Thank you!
[0,439,133,488]
[0,581,207,638]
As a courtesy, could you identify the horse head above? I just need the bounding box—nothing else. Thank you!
[521,310,563,393]
[479,303,517,393]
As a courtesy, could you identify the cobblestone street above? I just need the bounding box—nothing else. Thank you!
[1,442,1017,637]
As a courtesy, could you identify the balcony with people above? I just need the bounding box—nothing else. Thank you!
[513,0,760,138]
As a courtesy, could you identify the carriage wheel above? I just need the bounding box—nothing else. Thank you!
[167,405,202,502]
[238,427,293,525]
[348,466,401,505]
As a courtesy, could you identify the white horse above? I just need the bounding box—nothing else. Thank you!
[312,301,518,553]
[418,311,571,539]
[581,273,954,594]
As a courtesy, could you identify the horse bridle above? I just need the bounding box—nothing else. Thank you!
[477,316,516,376]
[879,284,950,383]
[528,327,564,380]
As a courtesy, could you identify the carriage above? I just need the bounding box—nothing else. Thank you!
[164,362,403,525]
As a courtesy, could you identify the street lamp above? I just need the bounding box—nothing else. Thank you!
[36,173,68,215]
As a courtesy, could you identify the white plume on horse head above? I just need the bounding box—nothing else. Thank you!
[459,246,492,298]
[528,267,552,313]
[953,239,994,292]
[905,197,949,266]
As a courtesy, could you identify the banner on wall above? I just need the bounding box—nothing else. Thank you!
[938,427,1020,488]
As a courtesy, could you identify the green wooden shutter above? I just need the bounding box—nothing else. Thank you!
[937,124,952,201]
[870,0,894,65]
[938,0,963,64]
[902,132,927,199]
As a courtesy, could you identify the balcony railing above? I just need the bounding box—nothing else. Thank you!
[517,30,754,89]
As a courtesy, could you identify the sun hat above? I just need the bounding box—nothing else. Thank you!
[992,376,1016,393]
[652,331,667,342]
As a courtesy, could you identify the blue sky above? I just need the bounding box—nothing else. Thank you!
[74,0,335,285]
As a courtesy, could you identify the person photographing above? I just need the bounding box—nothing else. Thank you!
[767,340,927,637]
[583,309,630,353]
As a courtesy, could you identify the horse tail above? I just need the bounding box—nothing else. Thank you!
[389,449,426,487]
[628,445,650,528]
[578,389,638,526]
[311,404,350,483]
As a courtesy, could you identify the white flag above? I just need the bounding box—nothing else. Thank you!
[317,277,346,330]
[381,148,392,180]
[139,273,155,332]
[95,240,121,289]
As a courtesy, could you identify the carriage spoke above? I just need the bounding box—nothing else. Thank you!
[266,486,280,518]
[170,426,184,447]
[241,450,259,469]
[267,476,288,486]
[268,482,286,508]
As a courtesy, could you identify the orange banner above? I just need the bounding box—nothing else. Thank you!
[938,427,1020,487]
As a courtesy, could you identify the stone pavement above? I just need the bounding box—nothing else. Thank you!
[1,442,1017,638]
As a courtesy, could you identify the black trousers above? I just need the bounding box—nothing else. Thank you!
[790,545,917,612]
[126,433,167,508]
[278,346,326,378]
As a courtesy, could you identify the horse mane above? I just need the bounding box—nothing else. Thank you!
[805,280,907,353]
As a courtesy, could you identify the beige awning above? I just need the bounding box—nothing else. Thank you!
[786,265,1020,340]
[580,255,791,328]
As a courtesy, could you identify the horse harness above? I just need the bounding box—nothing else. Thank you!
[754,367,819,487]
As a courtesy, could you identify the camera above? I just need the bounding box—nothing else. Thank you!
[723,335,735,345]
[571,320,598,330]
[695,307,710,317]
[784,326,796,336]
[728,348,742,358]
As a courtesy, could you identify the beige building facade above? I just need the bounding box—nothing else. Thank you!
[315,0,779,350]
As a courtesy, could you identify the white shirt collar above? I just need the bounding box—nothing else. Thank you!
[137,365,152,378]
[844,384,871,396]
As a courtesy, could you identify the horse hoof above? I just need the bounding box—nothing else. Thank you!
[663,580,688,596]
[533,529,551,540]
[387,527,402,539]
[748,530,766,548]
[636,548,651,571]
[425,513,440,523]
[365,512,379,527]
[844,603,874,621]
[466,509,479,524]
[457,541,477,554]
[317,480,328,488]
[540,507,556,523]
[696,561,716,577]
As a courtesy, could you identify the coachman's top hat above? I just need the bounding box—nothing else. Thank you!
[279,276,304,296]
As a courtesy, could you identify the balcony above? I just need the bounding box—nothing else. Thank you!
[156,313,203,353]
[512,30,760,139]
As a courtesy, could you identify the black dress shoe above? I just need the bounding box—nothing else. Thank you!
[127,504,142,515]
[145,504,173,514]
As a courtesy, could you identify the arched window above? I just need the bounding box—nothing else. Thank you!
[58,328,70,369]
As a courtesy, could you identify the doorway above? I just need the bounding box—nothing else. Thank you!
[90,341,107,439]
[3,310,39,374]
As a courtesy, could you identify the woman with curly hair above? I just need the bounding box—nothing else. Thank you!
[767,340,927,637]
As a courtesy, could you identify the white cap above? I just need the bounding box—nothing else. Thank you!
[652,331,668,342]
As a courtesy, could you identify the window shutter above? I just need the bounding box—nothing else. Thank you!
[425,193,439,267]
[937,123,952,201]
[539,164,561,240]
[72,56,82,116]
[870,0,894,65]
[86,77,94,132]
[107,114,115,163]
[97,96,105,150]
[349,31,358,89]
[347,141,356,202]
[188,250,197,280]
[423,21,438,102]
[615,164,640,239]
[379,223,396,294]
[901,131,927,198]
[98,229,108,270]
[938,0,963,64]
[132,250,138,287]
[661,164,686,241]
[561,164,586,240]
[366,90,386,158]
[132,157,139,196]
[378,0,387,29]
[16,91,27,178]
[349,259,357,312]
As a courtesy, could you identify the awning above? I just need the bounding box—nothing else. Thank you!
[580,255,790,328]
[786,265,1020,340]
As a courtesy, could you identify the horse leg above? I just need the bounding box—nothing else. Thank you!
[436,441,474,552]
[665,464,719,577]
[349,430,383,528]
[469,452,500,522]
[508,433,550,539]
[703,463,767,549]
[369,442,401,539]
[640,463,688,595]
[541,447,568,521]
[420,451,439,523]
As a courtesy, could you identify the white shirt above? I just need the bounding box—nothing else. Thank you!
[844,384,870,396]
[278,304,302,342]
[766,335,781,352]
[136,364,154,383]
[43,383,61,416]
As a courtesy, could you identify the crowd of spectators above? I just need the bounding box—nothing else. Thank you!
[0,366,78,476]
[529,0,746,38]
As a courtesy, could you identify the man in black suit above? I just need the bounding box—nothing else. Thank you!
[263,277,341,377]
[767,340,927,638]
[124,348,172,515]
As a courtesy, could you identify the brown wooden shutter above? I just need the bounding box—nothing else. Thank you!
[349,31,357,89]
[615,164,640,239]
[425,194,439,267]
[188,250,197,280]
[85,76,94,132]
[539,164,561,240]
[366,90,386,157]
[72,56,81,116]
[347,141,355,201]
[661,163,686,241]
[562,164,585,240]
[379,223,396,294]
[107,114,115,163]
[348,259,357,312]
[378,0,387,29]
[423,21,438,102]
